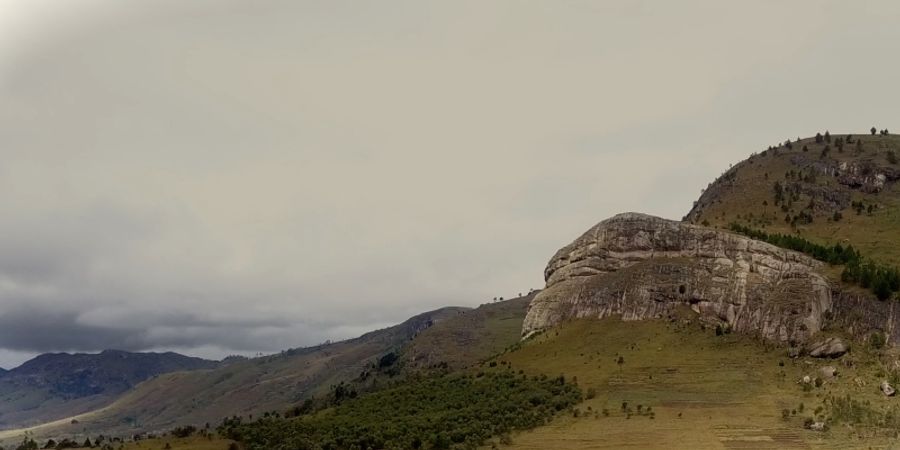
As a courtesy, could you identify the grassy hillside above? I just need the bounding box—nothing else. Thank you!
[686,132,900,267]
[402,294,534,370]
[482,313,900,449]
[0,307,470,443]
[120,435,236,450]
[83,307,467,433]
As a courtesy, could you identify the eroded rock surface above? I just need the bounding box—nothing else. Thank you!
[806,337,849,358]
[522,213,832,343]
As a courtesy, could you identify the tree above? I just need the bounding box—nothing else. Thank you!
[874,277,892,301]
[871,126,877,135]
[824,131,831,143]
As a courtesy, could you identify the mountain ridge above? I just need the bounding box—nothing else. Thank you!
[0,350,218,430]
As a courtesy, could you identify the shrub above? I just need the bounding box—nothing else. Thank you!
[871,331,887,350]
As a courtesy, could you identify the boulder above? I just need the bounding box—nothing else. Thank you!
[806,337,848,358]
[819,366,838,378]
[881,380,896,397]
[808,421,827,431]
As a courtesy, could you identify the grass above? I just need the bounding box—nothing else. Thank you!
[120,435,235,450]
[480,314,900,449]
[689,134,900,267]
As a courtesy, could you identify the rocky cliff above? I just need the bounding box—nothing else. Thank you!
[522,213,832,343]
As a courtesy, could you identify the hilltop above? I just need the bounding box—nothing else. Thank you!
[686,131,900,265]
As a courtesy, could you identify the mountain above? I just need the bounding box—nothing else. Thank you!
[0,350,217,430]
[26,306,470,436]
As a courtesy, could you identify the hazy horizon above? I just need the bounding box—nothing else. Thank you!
[1,0,899,368]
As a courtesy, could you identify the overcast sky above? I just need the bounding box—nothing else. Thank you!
[0,1,899,368]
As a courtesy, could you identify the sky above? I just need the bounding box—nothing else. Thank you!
[0,0,899,368]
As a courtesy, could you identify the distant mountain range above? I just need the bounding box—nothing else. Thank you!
[0,350,217,429]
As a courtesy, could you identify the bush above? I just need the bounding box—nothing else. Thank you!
[871,331,887,350]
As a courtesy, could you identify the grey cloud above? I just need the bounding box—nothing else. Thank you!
[0,1,899,368]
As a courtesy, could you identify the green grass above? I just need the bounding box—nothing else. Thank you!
[481,314,900,449]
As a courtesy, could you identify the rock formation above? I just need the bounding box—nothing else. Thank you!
[522,213,833,343]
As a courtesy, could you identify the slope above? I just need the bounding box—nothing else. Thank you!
[12,306,468,439]
[491,314,900,450]
[0,350,217,430]
[685,131,900,265]
[402,293,534,370]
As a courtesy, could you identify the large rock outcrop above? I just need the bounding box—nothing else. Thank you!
[522,213,832,343]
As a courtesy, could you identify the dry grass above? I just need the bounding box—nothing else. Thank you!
[403,294,533,370]
[483,315,900,449]
[121,435,235,450]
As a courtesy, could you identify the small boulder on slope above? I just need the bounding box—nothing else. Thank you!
[806,337,848,358]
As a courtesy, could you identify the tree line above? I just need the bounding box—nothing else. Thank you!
[728,223,900,300]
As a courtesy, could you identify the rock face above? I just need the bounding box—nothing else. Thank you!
[831,291,899,345]
[522,213,833,343]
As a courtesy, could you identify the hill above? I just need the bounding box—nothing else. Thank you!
[686,131,900,265]
[3,306,470,439]
[492,315,900,449]
[401,293,534,370]
[0,350,217,430]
